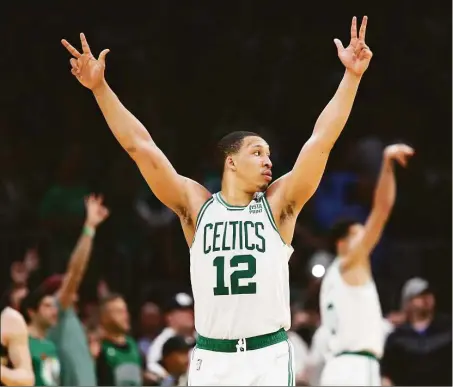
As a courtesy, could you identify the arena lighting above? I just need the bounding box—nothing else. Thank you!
[311,264,326,278]
[307,250,334,278]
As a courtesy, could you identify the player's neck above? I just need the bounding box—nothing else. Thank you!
[28,323,47,339]
[220,182,255,207]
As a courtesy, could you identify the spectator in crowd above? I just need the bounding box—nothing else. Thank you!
[137,302,163,358]
[146,293,195,383]
[44,194,109,386]
[3,284,28,311]
[22,286,61,386]
[96,293,143,386]
[381,277,452,386]
[159,336,193,387]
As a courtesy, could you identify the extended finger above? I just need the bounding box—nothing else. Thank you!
[61,39,81,58]
[359,16,368,41]
[403,145,415,154]
[98,49,110,64]
[350,16,357,40]
[80,33,91,54]
[333,39,345,53]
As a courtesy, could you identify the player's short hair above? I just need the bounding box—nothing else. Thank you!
[216,131,261,175]
[20,286,55,323]
[329,218,359,253]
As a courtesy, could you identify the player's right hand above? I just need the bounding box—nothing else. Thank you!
[61,33,110,91]
[384,144,415,167]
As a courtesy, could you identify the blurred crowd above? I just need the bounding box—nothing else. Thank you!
[1,1,451,386]
[2,206,451,385]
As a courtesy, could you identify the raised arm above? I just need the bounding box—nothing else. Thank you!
[58,195,109,309]
[345,144,414,262]
[61,34,210,217]
[269,17,373,215]
[0,310,34,386]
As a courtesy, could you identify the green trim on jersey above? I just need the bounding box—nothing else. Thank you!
[195,197,215,230]
[215,193,247,211]
[262,195,286,245]
[336,350,379,361]
[286,339,294,386]
[191,197,215,247]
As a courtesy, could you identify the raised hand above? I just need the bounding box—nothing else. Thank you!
[84,194,110,228]
[61,33,110,90]
[334,16,373,76]
[384,144,415,167]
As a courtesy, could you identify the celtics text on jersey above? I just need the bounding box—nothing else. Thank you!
[190,192,294,339]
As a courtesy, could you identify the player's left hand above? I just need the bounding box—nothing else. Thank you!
[334,16,373,76]
[384,144,415,167]
[85,194,110,228]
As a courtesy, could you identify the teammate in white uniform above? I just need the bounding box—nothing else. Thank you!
[319,144,415,386]
[60,16,373,385]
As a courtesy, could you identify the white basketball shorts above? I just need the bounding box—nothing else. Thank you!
[320,352,381,386]
[188,330,295,386]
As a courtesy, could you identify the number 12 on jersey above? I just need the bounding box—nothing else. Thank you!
[213,255,257,295]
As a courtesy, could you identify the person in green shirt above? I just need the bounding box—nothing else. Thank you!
[43,194,110,386]
[96,294,143,386]
[22,287,61,386]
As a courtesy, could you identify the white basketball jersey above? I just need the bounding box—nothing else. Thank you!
[190,192,293,339]
[319,258,384,358]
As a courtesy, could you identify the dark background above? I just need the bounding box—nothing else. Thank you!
[1,1,451,319]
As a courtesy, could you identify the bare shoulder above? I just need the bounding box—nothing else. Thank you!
[1,308,27,341]
[2,307,24,324]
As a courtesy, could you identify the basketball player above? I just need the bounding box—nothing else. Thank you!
[319,143,415,386]
[0,307,34,386]
[61,16,373,386]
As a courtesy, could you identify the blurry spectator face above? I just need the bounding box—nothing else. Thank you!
[9,285,28,310]
[166,309,194,336]
[165,350,190,376]
[10,261,29,285]
[102,297,130,333]
[30,295,58,328]
[407,292,435,317]
[292,310,311,329]
[161,336,192,377]
[140,302,161,335]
